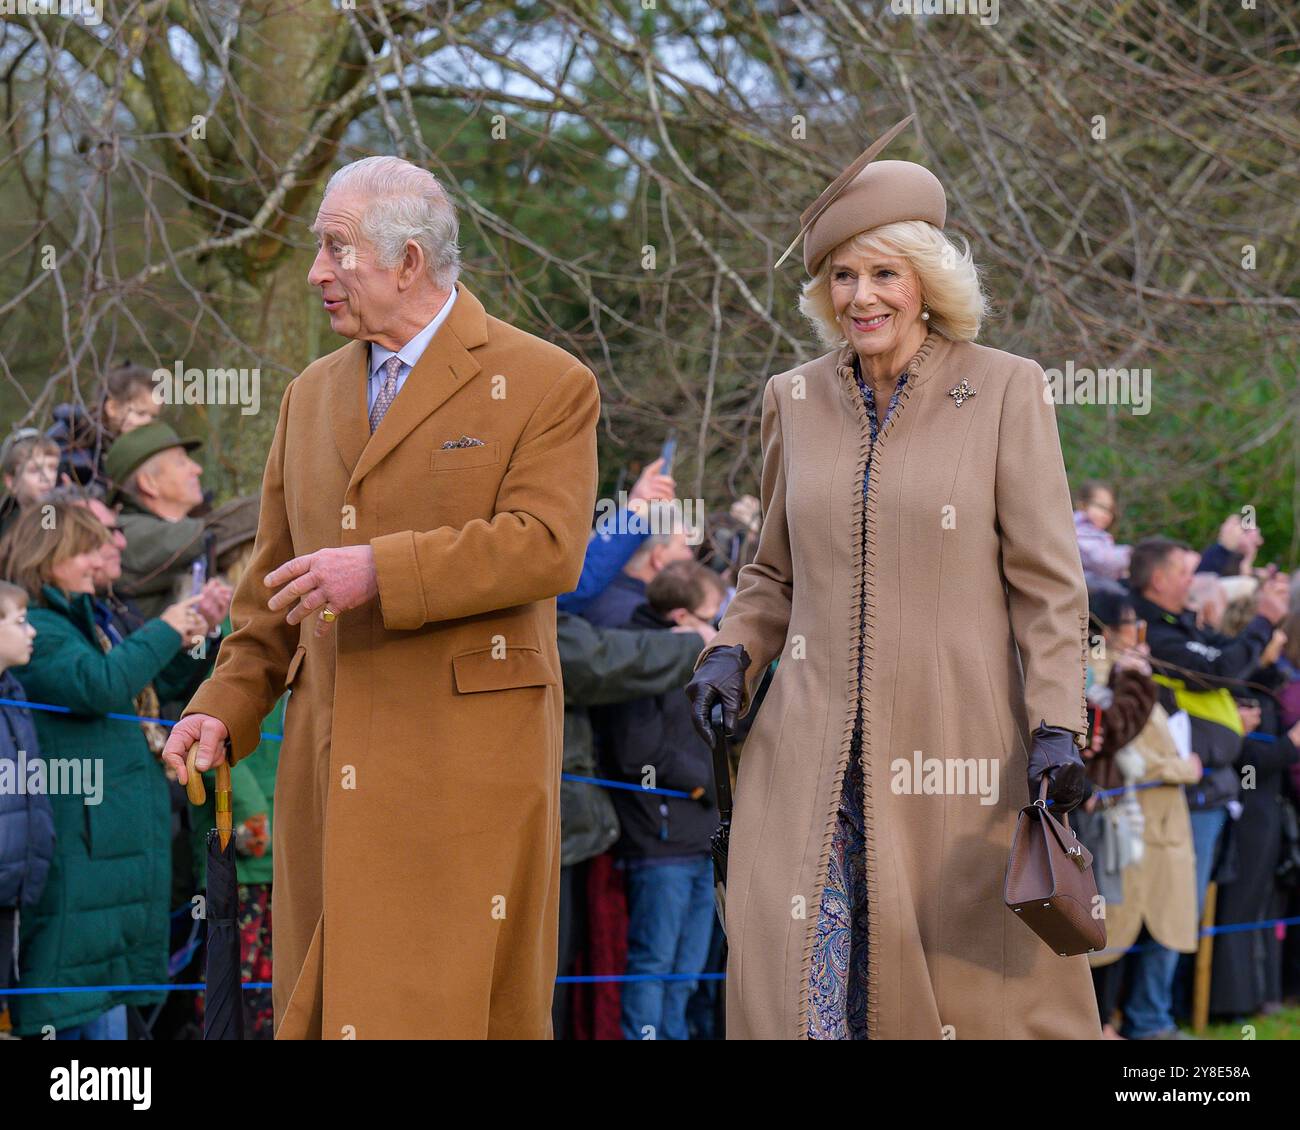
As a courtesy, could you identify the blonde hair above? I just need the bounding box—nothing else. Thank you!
[798,220,989,349]
[0,501,109,604]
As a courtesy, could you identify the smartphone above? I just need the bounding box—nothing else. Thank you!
[659,429,677,478]
[191,557,206,597]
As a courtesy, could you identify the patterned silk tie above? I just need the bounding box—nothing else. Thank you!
[369,354,403,433]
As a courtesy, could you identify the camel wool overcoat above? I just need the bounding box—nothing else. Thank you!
[699,332,1102,1039]
[182,284,599,1038]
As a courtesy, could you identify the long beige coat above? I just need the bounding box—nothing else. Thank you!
[700,332,1101,1039]
[1087,656,1200,966]
[182,284,599,1038]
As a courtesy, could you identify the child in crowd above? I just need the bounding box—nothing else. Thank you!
[1074,480,1132,584]
[0,580,52,1037]
[0,432,61,539]
[47,362,162,488]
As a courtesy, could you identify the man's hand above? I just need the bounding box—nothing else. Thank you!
[162,713,230,786]
[265,546,379,637]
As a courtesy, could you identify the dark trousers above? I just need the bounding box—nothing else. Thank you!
[552,861,589,1039]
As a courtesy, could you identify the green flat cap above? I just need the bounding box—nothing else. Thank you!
[105,421,202,502]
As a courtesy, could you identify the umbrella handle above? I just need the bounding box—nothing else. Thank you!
[185,741,234,851]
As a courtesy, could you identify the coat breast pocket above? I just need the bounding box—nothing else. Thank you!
[412,441,505,529]
[429,440,500,472]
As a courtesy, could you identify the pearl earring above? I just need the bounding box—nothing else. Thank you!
[921,303,931,321]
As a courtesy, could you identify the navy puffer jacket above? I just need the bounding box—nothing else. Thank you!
[0,670,55,908]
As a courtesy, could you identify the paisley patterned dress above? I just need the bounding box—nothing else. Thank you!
[806,361,910,1040]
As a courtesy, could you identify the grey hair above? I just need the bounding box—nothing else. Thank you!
[323,156,461,290]
[628,501,691,563]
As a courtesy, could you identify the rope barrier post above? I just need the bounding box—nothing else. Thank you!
[1192,880,1217,1034]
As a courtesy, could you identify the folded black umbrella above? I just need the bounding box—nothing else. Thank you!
[708,702,734,933]
[185,744,244,1040]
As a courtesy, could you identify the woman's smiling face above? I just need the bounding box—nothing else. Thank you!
[828,249,924,360]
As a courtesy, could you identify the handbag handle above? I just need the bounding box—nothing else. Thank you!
[1034,775,1074,834]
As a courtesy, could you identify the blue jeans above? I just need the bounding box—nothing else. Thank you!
[56,1004,128,1041]
[621,855,715,1040]
[1123,807,1226,1038]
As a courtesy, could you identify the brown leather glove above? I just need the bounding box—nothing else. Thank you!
[685,644,751,751]
[1027,722,1087,814]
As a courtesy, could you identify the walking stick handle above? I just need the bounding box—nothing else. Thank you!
[184,741,234,850]
[184,743,206,806]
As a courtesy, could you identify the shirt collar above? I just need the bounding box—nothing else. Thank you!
[369,286,459,378]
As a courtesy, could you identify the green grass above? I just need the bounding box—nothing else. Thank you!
[1193,1005,1300,1040]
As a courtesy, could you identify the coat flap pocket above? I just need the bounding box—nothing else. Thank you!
[284,644,307,688]
[430,440,500,472]
[452,645,555,693]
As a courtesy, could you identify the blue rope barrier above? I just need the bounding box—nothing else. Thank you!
[562,773,693,799]
[0,696,690,796]
[2,693,1275,804]
[10,911,1300,996]
[557,973,726,984]
[0,696,284,744]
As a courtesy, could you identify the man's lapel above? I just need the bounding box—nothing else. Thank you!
[326,283,489,492]
[327,339,370,478]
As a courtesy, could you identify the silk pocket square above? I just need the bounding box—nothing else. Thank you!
[441,435,486,449]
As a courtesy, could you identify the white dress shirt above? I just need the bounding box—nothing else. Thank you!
[367,286,459,414]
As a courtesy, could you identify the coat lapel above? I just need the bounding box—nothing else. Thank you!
[327,340,370,480]
[326,284,490,492]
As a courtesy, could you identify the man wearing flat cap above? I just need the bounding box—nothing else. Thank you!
[107,422,240,624]
[107,422,210,621]
[162,156,600,1039]
[687,117,1101,1039]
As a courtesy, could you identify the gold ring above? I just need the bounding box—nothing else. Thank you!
[320,607,337,622]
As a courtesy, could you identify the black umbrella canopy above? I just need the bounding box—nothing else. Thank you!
[201,829,244,1040]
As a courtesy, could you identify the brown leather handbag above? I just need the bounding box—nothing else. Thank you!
[1004,779,1106,956]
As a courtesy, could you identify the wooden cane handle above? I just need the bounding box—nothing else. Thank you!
[185,741,233,851]
[184,742,206,806]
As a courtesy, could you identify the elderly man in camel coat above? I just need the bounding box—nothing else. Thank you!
[163,157,599,1039]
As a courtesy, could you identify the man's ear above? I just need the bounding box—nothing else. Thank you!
[397,239,426,291]
[133,466,158,503]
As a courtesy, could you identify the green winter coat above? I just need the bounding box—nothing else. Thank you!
[116,497,207,622]
[10,585,213,1036]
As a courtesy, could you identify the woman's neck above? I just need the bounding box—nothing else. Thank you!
[857,324,929,401]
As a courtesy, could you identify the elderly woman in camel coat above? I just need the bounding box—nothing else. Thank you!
[686,121,1101,1040]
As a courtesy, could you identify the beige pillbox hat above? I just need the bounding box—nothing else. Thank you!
[775,115,947,276]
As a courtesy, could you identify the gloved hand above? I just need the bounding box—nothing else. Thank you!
[686,644,751,751]
[1027,722,1087,814]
